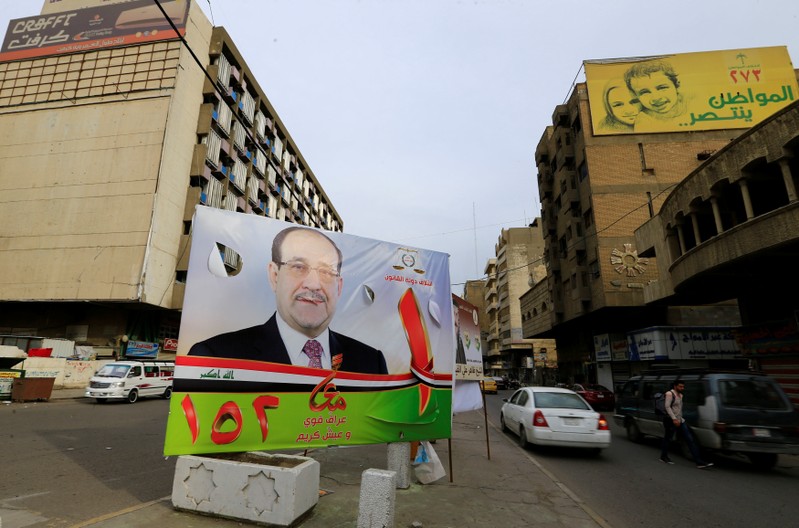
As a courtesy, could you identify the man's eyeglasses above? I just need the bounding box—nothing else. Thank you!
[278,261,340,283]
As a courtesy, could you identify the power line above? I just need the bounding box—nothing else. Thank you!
[401,216,531,241]
[205,0,216,26]
[450,183,678,287]
[152,0,280,182]
[152,1,675,295]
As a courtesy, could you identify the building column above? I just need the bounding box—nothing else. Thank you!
[666,229,681,261]
[676,222,687,255]
[738,179,755,220]
[690,212,702,246]
[710,196,724,235]
[778,159,798,202]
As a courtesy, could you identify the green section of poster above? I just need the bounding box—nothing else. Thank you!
[164,386,452,455]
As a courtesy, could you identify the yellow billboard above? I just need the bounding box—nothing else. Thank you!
[585,46,798,135]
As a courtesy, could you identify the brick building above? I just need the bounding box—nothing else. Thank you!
[528,48,798,386]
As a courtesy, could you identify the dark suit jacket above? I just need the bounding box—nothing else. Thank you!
[188,313,388,375]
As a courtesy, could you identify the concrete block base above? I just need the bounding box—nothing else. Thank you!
[387,442,411,489]
[357,468,396,528]
[172,452,319,527]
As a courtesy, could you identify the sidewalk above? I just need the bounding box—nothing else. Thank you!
[50,389,607,528]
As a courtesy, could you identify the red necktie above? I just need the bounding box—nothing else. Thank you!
[303,339,323,369]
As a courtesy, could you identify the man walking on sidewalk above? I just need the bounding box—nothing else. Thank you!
[660,381,714,469]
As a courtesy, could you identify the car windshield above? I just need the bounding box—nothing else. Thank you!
[534,392,590,410]
[718,379,790,410]
[96,364,130,378]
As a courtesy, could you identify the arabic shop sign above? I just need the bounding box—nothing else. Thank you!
[626,327,742,361]
[125,340,159,358]
[0,0,189,62]
[585,46,798,135]
[732,320,799,355]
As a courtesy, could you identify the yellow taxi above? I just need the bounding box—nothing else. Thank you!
[479,377,498,394]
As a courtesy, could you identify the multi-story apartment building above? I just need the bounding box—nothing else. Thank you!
[520,279,558,386]
[529,47,798,385]
[483,225,546,382]
[0,0,342,355]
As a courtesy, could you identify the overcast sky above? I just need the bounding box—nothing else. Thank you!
[4,1,799,292]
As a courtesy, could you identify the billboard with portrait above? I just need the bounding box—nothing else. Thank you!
[164,206,454,455]
[452,294,483,380]
[585,46,798,135]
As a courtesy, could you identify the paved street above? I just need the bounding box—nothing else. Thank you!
[1,393,798,528]
[485,390,799,528]
[0,398,175,528]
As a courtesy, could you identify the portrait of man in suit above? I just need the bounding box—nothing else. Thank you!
[188,226,388,375]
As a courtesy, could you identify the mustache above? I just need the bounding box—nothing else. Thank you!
[295,291,327,303]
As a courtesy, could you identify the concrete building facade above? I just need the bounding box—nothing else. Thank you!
[531,82,750,384]
[635,100,799,404]
[0,0,342,355]
[483,224,549,383]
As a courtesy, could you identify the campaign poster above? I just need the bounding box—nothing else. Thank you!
[164,206,454,455]
[0,0,189,62]
[585,46,798,135]
[452,294,483,380]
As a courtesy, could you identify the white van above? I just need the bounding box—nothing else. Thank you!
[85,360,174,403]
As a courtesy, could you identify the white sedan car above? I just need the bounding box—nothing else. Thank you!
[500,387,611,452]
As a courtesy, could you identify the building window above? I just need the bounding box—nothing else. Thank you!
[590,260,600,279]
[583,208,594,228]
[578,162,588,182]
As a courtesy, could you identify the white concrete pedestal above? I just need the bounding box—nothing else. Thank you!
[172,452,320,527]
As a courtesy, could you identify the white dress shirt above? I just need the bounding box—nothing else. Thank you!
[275,314,332,369]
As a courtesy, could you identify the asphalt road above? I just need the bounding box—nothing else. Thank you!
[0,397,175,528]
[484,389,799,528]
[3,393,798,528]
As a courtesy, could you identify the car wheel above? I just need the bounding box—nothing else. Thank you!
[500,413,509,433]
[127,389,139,404]
[162,387,172,400]
[747,452,778,470]
[626,421,642,443]
[518,426,530,449]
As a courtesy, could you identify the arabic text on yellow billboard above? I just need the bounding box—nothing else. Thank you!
[585,46,797,135]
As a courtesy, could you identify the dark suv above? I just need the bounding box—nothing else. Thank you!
[614,369,799,469]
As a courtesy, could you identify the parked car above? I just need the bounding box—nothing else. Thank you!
[500,387,611,453]
[85,360,174,403]
[571,383,615,411]
[492,376,507,390]
[479,377,498,394]
[614,369,799,469]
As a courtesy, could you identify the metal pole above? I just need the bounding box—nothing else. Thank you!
[482,389,491,460]
[448,438,453,483]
